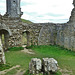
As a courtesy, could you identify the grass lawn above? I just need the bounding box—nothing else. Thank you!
[2,45,75,75]
[21,19,33,24]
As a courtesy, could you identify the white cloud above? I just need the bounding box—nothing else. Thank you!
[0,0,73,23]
[21,0,73,23]
[0,0,6,15]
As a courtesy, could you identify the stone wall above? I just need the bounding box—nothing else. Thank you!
[38,23,56,45]
[0,16,75,51]
[0,18,43,47]
[0,0,75,51]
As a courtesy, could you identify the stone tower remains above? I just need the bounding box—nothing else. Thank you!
[6,0,22,18]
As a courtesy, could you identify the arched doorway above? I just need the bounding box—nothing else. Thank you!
[22,30,30,47]
[0,29,10,50]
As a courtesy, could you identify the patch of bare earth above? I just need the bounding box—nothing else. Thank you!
[0,65,20,75]
[15,69,25,75]
[21,48,35,54]
[58,68,73,75]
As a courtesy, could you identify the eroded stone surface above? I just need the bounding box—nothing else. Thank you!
[29,58,42,74]
[0,36,6,64]
[42,58,58,73]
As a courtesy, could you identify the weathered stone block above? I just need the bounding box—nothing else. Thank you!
[29,58,42,74]
[42,58,58,73]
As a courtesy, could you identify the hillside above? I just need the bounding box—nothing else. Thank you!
[21,19,33,24]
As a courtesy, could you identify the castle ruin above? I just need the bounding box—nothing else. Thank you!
[0,0,75,52]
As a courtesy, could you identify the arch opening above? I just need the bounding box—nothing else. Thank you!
[0,29,10,50]
[22,31,31,47]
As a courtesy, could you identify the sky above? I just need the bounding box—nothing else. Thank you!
[0,0,74,23]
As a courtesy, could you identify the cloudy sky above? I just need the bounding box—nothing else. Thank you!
[0,0,73,23]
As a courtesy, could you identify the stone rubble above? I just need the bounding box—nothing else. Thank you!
[29,58,42,74]
[42,58,58,74]
[0,36,6,64]
[29,58,58,75]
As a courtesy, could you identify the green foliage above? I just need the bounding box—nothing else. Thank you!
[21,19,33,24]
[0,64,12,71]
[8,47,24,51]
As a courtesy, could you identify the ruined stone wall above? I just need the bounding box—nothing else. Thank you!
[37,0,75,51]
[0,18,42,47]
[63,23,75,51]
[37,22,75,51]
[38,23,56,45]
[0,17,75,51]
[62,0,75,51]
[0,0,75,51]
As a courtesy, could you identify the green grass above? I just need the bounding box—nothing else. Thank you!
[29,45,75,74]
[8,47,24,51]
[23,70,62,75]
[2,45,75,75]
[21,19,33,24]
[4,69,17,75]
[0,64,12,71]
[5,51,32,69]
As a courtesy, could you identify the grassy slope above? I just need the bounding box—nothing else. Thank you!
[21,19,33,24]
[5,45,75,75]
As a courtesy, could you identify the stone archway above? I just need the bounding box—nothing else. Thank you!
[0,29,10,50]
[38,25,54,45]
[22,30,31,47]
